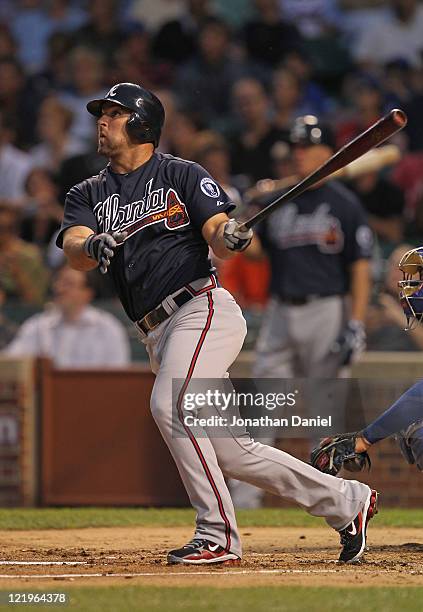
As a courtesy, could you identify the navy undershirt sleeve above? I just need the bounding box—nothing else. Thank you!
[363,380,423,442]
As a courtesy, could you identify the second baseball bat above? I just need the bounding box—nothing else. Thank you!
[241,108,407,230]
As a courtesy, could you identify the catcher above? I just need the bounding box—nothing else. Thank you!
[311,246,423,475]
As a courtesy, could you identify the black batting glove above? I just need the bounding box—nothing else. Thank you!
[84,231,127,274]
[223,219,253,252]
[330,320,366,366]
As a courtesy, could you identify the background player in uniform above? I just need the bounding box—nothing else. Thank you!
[311,245,423,475]
[58,82,378,566]
[252,115,373,380]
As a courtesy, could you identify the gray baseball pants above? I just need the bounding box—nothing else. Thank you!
[254,296,345,378]
[141,285,370,558]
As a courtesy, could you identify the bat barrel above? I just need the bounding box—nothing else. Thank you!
[242,108,408,230]
[391,108,407,128]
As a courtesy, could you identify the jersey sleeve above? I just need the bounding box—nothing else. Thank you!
[56,182,98,248]
[181,162,236,230]
[342,195,374,264]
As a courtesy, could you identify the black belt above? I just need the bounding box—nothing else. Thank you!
[135,275,218,335]
[280,294,341,306]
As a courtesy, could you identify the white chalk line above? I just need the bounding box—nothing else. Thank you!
[0,568,404,579]
[0,561,88,566]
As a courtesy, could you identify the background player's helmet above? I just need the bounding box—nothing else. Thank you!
[86,82,165,148]
[290,115,336,149]
[398,246,423,328]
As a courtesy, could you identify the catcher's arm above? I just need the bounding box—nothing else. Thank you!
[310,432,372,476]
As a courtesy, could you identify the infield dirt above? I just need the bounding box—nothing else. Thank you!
[0,526,422,589]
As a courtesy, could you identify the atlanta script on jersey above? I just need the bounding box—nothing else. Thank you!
[57,152,234,321]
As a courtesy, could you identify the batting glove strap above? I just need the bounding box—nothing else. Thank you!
[223,219,253,252]
[310,432,371,476]
[83,231,127,274]
[396,419,423,471]
[330,320,366,366]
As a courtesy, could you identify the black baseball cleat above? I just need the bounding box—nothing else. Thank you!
[167,539,240,565]
[338,488,378,563]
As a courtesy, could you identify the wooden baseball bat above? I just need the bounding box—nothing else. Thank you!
[241,109,407,230]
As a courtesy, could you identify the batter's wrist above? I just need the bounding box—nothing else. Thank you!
[83,234,96,259]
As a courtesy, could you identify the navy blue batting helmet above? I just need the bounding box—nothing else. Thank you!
[290,115,335,149]
[87,82,165,148]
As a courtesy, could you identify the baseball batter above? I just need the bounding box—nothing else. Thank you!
[58,82,378,565]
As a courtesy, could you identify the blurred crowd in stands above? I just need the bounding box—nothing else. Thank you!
[1,0,423,363]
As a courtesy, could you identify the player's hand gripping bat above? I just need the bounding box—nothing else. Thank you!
[240,109,408,230]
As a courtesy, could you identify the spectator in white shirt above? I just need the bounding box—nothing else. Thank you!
[353,0,423,70]
[279,0,342,39]
[4,265,130,368]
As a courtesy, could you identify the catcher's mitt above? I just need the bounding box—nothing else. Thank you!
[310,432,371,476]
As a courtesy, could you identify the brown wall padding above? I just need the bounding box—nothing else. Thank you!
[41,362,188,506]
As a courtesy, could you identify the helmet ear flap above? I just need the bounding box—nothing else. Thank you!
[126,111,158,146]
[126,112,149,144]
